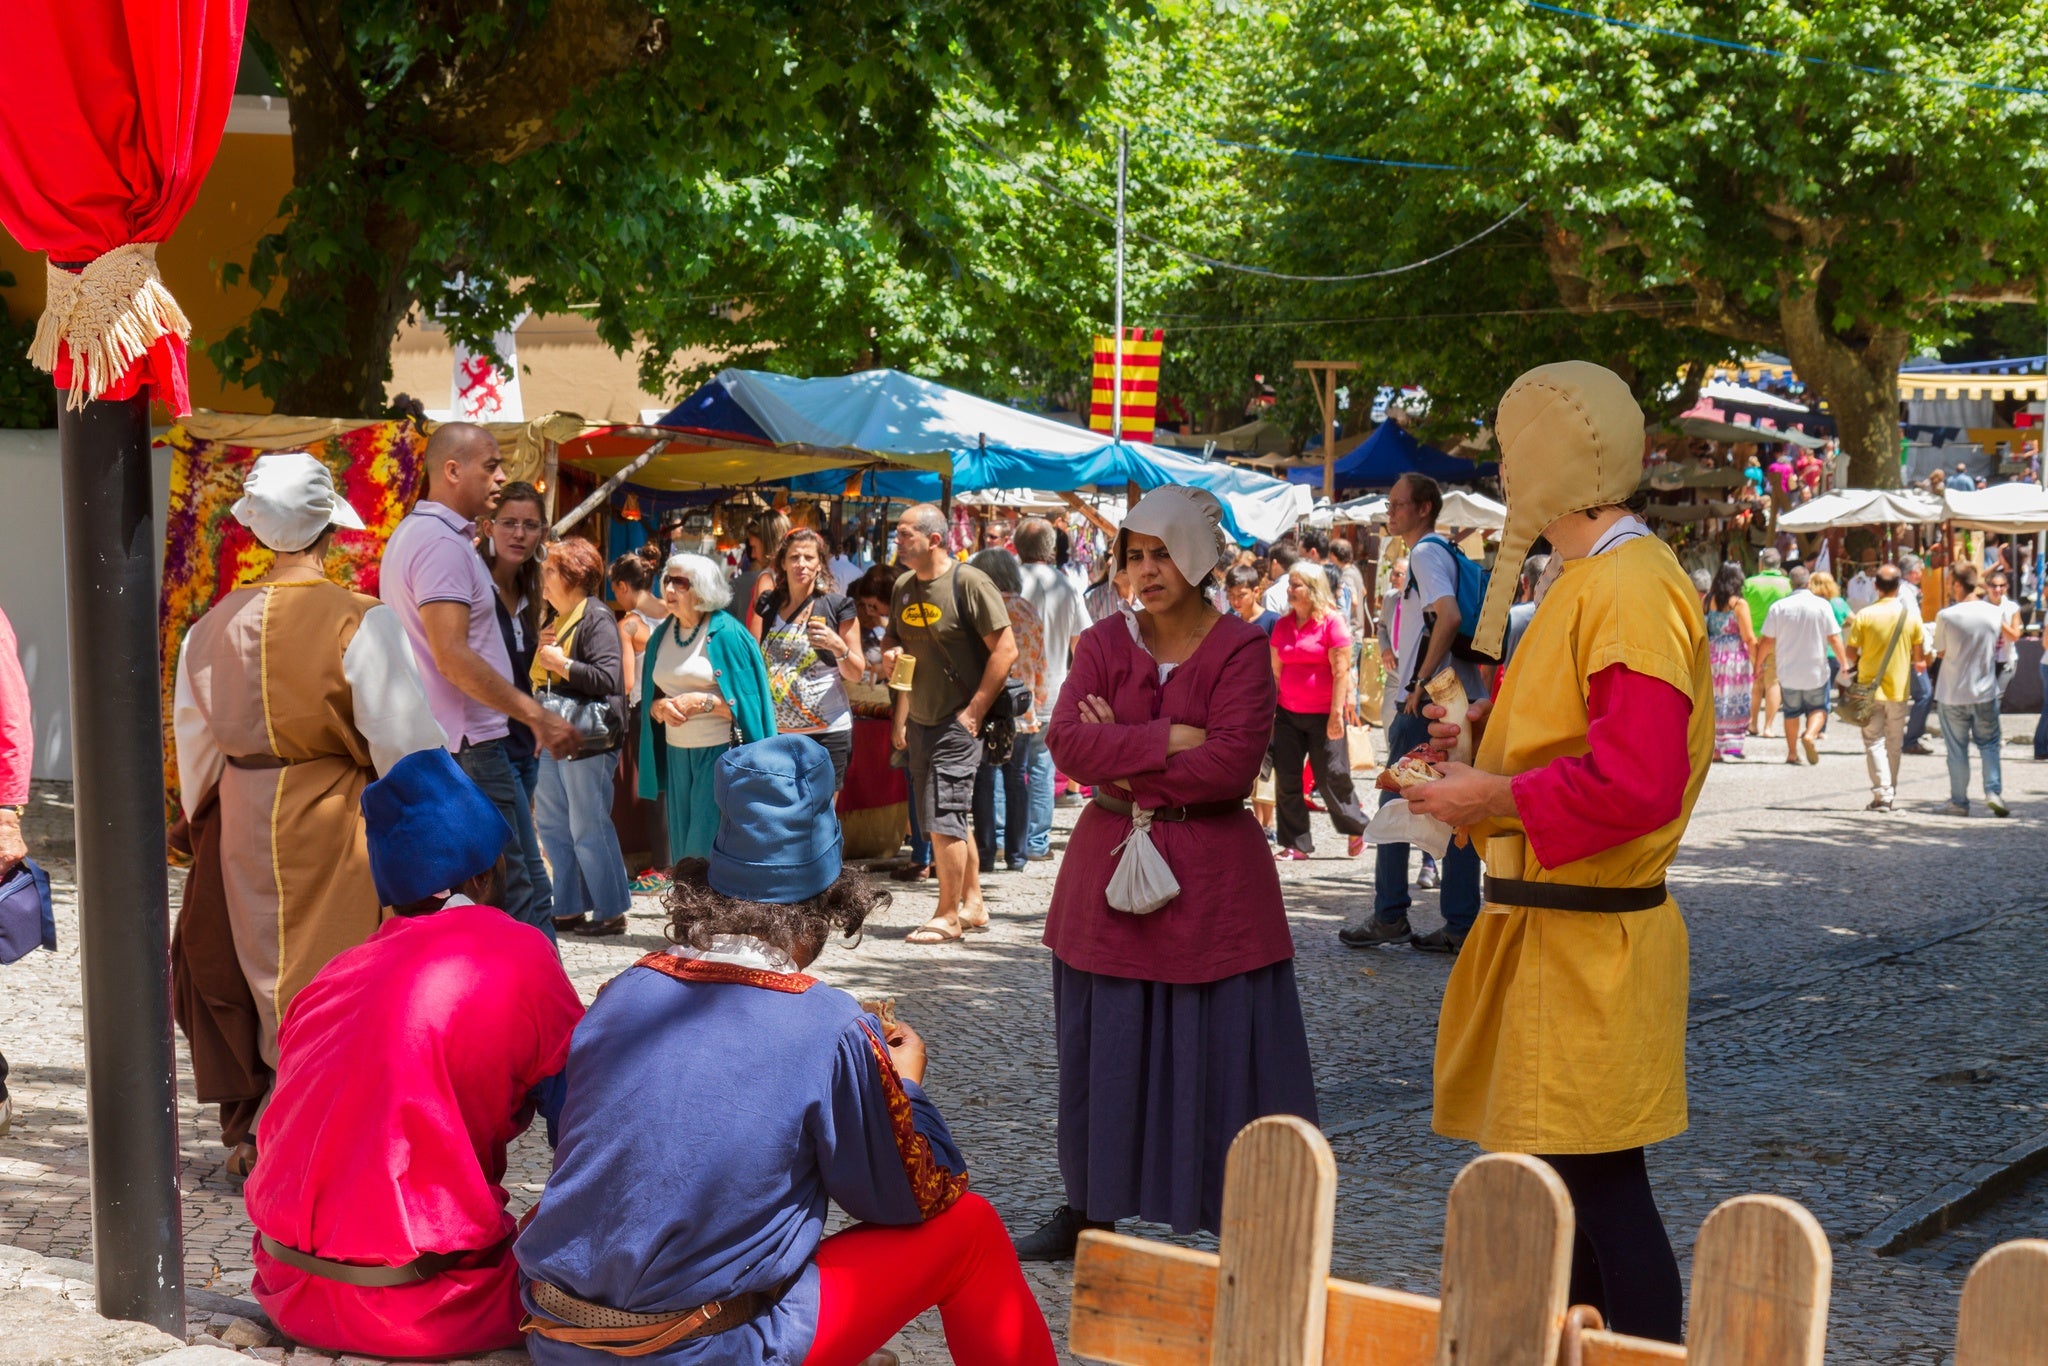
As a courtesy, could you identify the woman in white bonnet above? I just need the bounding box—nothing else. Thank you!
[1013,485,1316,1260]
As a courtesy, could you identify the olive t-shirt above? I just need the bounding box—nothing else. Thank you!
[891,563,1011,726]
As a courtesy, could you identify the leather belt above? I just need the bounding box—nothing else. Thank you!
[522,1270,802,1357]
[226,753,305,770]
[1484,876,1668,913]
[1091,792,1247,823]
[259,1230,511,1287]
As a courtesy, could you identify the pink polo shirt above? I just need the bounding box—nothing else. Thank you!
[380,501,512,749]
[1271,610,1351,715]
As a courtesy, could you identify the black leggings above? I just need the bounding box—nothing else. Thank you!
[1537,1148,1683,1344]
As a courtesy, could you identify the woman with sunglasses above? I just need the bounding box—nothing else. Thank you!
[635,554,777,862]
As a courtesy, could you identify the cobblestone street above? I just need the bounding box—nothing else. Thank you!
[3,718,2046,1363]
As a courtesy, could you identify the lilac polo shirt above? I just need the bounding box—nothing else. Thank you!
[379,500,512,749]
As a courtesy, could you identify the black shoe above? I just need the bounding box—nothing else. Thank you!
[574,917,627,937]
[552,914,589,931]
[1338,916,1413,948]
[1007,859,1029,873]
[1902,742,1934,756]
[979,859,998,875]
[1013,1205,1114,1263]
[1410,928,1464,955]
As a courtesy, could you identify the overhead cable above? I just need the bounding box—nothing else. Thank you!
[966,132,1532,283]
[1519,0,2048,98]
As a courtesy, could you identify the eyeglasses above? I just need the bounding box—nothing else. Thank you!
[664,576,692,591]
[494,518,543,535]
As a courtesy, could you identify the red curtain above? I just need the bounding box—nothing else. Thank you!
[0,0,246,414]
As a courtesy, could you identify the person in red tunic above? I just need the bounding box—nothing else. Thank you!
[244,747,584,1357]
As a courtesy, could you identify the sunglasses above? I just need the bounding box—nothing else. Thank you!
[664,575,692,591]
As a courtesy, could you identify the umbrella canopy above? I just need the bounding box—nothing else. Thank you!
[1439,489,1507,530]
[668,368,1311,544]
[1286,420,1496,491]
[1943,483,2048,533]
[1776,489,1943,530]
[1676,416,1828,449]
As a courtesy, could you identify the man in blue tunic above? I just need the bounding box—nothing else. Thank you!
[516,734,1055,1365]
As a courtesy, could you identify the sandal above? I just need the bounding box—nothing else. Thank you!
[906,918,965,945]
[552,914,589,931]
[225,1142,258,1179]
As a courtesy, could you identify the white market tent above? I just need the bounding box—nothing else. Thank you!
[1776,488,1943,531]
[1943,483,2048,534]
[1327,488,1503,530]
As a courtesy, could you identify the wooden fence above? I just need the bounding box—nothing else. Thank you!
[1070,1115,2048,1365]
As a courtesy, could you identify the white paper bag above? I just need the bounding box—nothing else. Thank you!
[1105,808,1181,915]
[1361,797,1453,859]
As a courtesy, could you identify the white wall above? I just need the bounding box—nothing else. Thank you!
[0,428,174,782]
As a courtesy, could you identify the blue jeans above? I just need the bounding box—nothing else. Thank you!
[905,767,931,867]
[2034,659,2048,759]
[455,738,554,938]
[534,749,633,922]
[1373,707,1480,935]
[1939,700,2003,809]
[973,730,1039,868]
[1905,665,1934,748]
[1025,730,1056,857]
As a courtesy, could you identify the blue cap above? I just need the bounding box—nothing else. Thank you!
[360,748,513,907]
[708,735,843,903]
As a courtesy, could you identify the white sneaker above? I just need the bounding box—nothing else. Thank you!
[1417,863,1440,890]
[1941,802,1970,817]
[0,1095,11,1138]
[1987,795,2010,818]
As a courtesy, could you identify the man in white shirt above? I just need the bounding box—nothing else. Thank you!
[1986,567,2024,695]
[1013,518,1089,860]
[1931,563,2009,816]
[1897,553,1936,753]
[1758,567,1844,765]
[827,533,867,592]
[1262,541,1300,615]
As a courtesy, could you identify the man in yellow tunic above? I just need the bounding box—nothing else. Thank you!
[1407,362,1712,1343]
[174,454,446,1168]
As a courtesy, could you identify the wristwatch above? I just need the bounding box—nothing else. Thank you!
[0,804,24,819]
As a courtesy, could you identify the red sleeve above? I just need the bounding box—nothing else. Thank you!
[1044,628,1170,787]
[0,611,31,806]
[1509,664,1692,871]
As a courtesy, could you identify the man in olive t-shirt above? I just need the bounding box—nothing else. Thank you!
[882,504,1015,943]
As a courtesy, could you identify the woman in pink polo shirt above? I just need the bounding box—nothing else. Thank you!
[1270,562,1368,859]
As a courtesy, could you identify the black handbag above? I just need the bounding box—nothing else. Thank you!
[907,566,1033,763]
[536,683,624,758]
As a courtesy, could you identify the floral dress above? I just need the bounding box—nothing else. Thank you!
[1705,606,1750,757]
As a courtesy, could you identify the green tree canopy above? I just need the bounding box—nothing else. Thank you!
[1253,0,2048,484]
[218,0,1123,415]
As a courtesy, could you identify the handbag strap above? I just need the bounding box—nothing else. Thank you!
[1868,601,1911,682]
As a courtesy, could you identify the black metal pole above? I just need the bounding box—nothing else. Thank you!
[58,391,186,1331]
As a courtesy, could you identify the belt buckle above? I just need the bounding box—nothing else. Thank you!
[1154,805,1188,822]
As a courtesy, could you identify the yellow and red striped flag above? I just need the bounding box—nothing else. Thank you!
[1090,328,1163,441]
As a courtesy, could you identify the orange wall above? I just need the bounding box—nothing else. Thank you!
[0,131,293,414]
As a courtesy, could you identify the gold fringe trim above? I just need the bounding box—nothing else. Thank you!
[29,243,191,410]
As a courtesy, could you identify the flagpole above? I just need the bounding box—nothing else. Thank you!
[1112,125,1127,444]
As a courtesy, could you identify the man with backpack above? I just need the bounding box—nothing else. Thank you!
[1340,473,1486,954]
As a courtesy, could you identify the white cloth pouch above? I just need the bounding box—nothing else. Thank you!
[1105,807,1181,915]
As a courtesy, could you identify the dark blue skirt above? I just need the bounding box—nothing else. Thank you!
[1053,957,1318,1236]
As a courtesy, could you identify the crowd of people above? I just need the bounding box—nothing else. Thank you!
[0,373,2034,1362]
[1702,544,2022,815]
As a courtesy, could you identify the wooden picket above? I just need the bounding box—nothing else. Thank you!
[1071,1115,2039,1366]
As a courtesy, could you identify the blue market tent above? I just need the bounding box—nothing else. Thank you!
[666,368,1311,544]
[1287,420,1496,492]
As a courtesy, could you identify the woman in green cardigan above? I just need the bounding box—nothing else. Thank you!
[637,553,777,860]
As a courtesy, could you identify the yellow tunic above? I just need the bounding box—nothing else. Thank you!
[1432,535,1713,1154]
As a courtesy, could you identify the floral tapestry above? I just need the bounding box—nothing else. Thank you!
[157,419,428,821]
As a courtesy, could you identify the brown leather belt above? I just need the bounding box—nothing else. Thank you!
[1484,876,1667,913]
[522,1270,802,1357]
[259,1230,511,1287]
[226,753,306,770]
[1091,792,1247,823]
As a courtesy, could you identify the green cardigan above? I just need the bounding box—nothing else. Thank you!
[636,609,777,801]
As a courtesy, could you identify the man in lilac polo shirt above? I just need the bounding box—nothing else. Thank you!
[381,422,577,935]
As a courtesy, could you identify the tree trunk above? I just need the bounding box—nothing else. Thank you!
[1775,293,1910,490]
[269,214,422,418]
